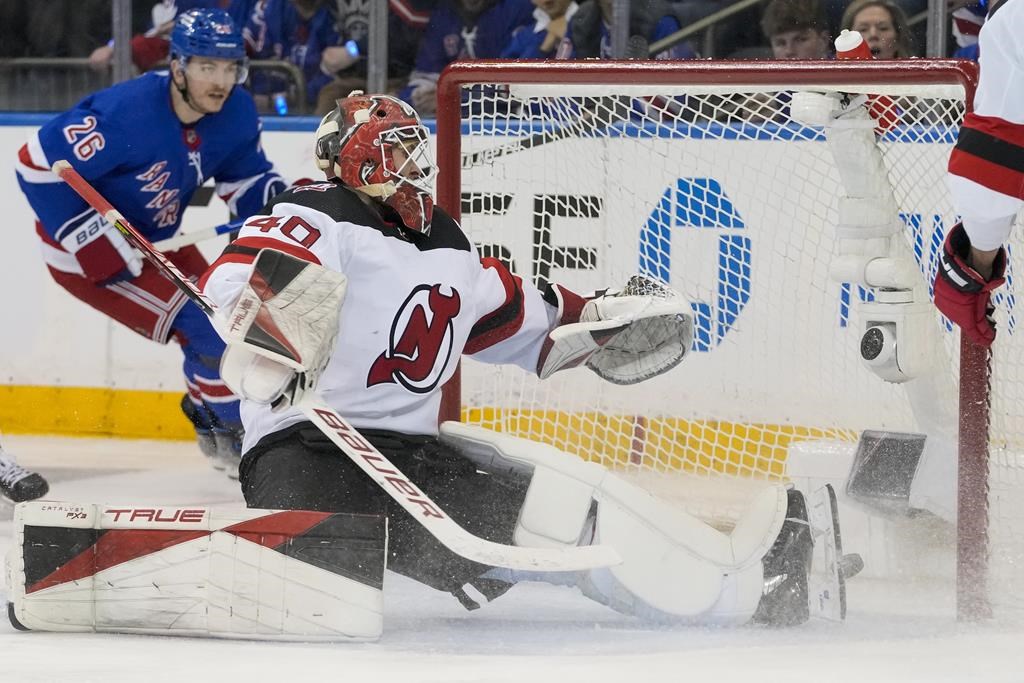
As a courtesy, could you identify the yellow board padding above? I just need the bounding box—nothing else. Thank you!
[0,385,194,440]
[0,386,858,473]
[462,407,858,478]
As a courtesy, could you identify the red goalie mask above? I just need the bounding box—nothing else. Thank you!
[314,92,436,234]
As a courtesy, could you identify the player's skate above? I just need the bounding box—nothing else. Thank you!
[752,484,856,626]
[181,394,218,461]
[0,439,49,504]
[180,395,241,479]
[212,425,242,481]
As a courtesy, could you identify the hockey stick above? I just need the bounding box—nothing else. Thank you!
[154,218,243,252]
[52,159,621,573]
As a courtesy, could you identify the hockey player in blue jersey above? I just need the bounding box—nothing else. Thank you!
[15,8,287,478]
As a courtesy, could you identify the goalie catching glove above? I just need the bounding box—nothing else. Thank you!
[220,249,347,410]
[538,275,694,384]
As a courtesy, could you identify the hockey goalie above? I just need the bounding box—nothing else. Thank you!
[7,92,851,641]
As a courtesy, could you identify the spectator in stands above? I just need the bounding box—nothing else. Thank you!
[714,0,830,124]
[556,0,700,60]
[501,0,579,59]
[89,2,256,72]
[314,0,435,116]
[760,0,832,59]
[243,0,342,112]
[950,0,985,60]
[399,0,535,116]
[840,0,916,58]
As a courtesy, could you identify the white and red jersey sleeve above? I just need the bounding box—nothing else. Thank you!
[947,0,1024,250]
[462,256,559,371]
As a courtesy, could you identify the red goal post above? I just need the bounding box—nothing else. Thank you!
[435,60,1007,621]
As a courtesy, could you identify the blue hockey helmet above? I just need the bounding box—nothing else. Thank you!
[170,8,246,62]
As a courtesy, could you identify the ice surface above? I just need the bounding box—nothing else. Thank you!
[1,434,1022,683]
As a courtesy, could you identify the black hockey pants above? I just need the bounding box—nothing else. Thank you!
[239,422,528,607]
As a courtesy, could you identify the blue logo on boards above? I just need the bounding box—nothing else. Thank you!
[639,182,1017,350]
[639,178,751,351]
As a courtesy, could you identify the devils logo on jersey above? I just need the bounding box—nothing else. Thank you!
[367,284,461,393]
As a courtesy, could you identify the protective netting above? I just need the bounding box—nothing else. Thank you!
[443,66,1024,617]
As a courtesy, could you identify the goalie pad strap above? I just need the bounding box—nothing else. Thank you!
[7,503,386,641]
[541,282,588,325]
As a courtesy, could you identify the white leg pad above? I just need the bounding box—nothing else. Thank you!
[6,502,386,641]
[440,422,788,623]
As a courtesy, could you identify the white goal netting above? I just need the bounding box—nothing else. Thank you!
[438,62,1024,620]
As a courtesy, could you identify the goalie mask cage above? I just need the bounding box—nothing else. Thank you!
[435,60,1019,622]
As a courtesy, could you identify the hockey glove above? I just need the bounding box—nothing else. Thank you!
[933,222,1006,348]
[59,210,143,285]
[537,275,694,384]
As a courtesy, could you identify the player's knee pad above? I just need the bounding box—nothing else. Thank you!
[439,422,788,624]
[7,502,386,641]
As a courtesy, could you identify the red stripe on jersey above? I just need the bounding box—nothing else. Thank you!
[194,376,235,398]
[232,236,322,265]
[198,237,321,290]
[960,113,1024,149]
[465,257,526,354]
[198,252,256,291]
[18,143,48,171]
[949,148,1024,200]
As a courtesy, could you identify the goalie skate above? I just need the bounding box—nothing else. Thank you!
[807,483,857,622]
[752,484,857,626]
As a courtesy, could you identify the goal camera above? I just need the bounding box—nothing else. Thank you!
[857,291,936,384]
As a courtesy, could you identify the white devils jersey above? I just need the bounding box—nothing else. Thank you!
[201,182,561,451]
[946,0,1024,249]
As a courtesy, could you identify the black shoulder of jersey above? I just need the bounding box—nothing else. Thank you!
[420,206,472,253]
[260,182,376,224]
[258,182,472,253]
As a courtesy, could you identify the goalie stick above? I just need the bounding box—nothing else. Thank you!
[52,159,621,573]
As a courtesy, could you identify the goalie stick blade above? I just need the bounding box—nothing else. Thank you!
[300,398,623,572]
[444,535,621,573]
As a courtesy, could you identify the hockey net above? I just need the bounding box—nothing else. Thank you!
[435,61,1023,621]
